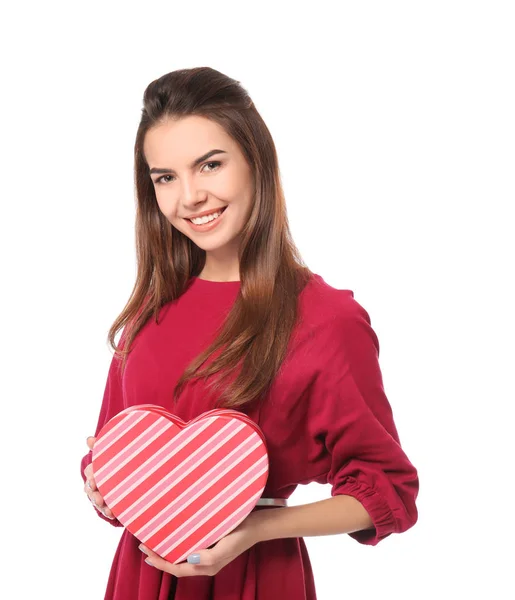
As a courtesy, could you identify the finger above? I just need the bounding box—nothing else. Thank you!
[97,504,115,519]
[86,436,96,451]
[83,481,103,507]
[186,549,215,566]
[83,464,98,492]
[102,506,115,519]
[85,488,99,505]
[92,494,115,518]
[85,490,101,509]
[90,490,106,508]
[84,482,96,499]
[138,545,204,576]
[84,488,115,519]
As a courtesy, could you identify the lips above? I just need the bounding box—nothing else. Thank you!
[185,206,227,222]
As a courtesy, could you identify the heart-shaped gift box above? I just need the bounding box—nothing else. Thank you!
[91,404,269,564]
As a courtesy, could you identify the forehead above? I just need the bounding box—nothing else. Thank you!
[143,115,234,165]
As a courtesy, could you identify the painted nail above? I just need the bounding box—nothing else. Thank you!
[187,553,200,564]
[145,558,153,567]
[139,545,148,555]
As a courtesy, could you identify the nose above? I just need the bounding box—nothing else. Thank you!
[180,177,209,212]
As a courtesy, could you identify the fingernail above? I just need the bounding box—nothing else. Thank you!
[187,553,200,564]
[87,480,92,490]
[145,558,154,567]
[139,545,148,555]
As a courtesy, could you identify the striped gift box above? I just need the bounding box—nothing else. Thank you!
[91,404,269,564]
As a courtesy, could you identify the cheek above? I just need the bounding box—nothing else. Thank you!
[154,191,178,218]
[212,169,243,197]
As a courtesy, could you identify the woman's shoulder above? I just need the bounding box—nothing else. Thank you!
[301,273,369,325]
[293,274,379,367]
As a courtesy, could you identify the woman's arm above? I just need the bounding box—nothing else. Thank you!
[137,495,374,576]
[249,495,374,543]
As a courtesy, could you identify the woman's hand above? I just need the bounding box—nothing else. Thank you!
[138,511,263,577]
[83,436,116,520]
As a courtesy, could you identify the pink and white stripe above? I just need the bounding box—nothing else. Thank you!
[104,416,223,506]
[117,419,245,522]
[138,435,264,540]
[155,455,268,557]
[92,405,269,565]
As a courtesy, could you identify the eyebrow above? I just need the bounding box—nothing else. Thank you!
[149,149,227,175]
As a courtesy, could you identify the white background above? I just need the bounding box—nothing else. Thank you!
[2,1,513,598]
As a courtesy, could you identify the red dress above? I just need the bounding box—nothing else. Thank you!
[80,273,419,599]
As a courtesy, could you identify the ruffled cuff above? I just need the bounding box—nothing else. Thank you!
[80,451,123,528]
[332,476,397,546]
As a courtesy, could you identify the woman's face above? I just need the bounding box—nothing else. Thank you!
[143,115,254,257]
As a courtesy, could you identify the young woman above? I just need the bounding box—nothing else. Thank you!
[81,66,419,600]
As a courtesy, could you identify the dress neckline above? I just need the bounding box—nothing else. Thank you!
[192,275,241,285]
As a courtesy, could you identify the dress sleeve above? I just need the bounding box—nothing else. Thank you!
[80,330,128,527]
[308,294,419,545]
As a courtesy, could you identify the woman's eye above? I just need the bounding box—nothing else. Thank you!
[156,174,174,184]
[154,161,221,185]
[202,160,221,173]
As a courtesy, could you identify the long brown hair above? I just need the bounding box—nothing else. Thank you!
[108,66,314,410]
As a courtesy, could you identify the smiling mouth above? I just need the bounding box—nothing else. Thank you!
[185,206,228,222]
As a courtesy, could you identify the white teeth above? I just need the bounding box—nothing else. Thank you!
[190,209,224,225]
